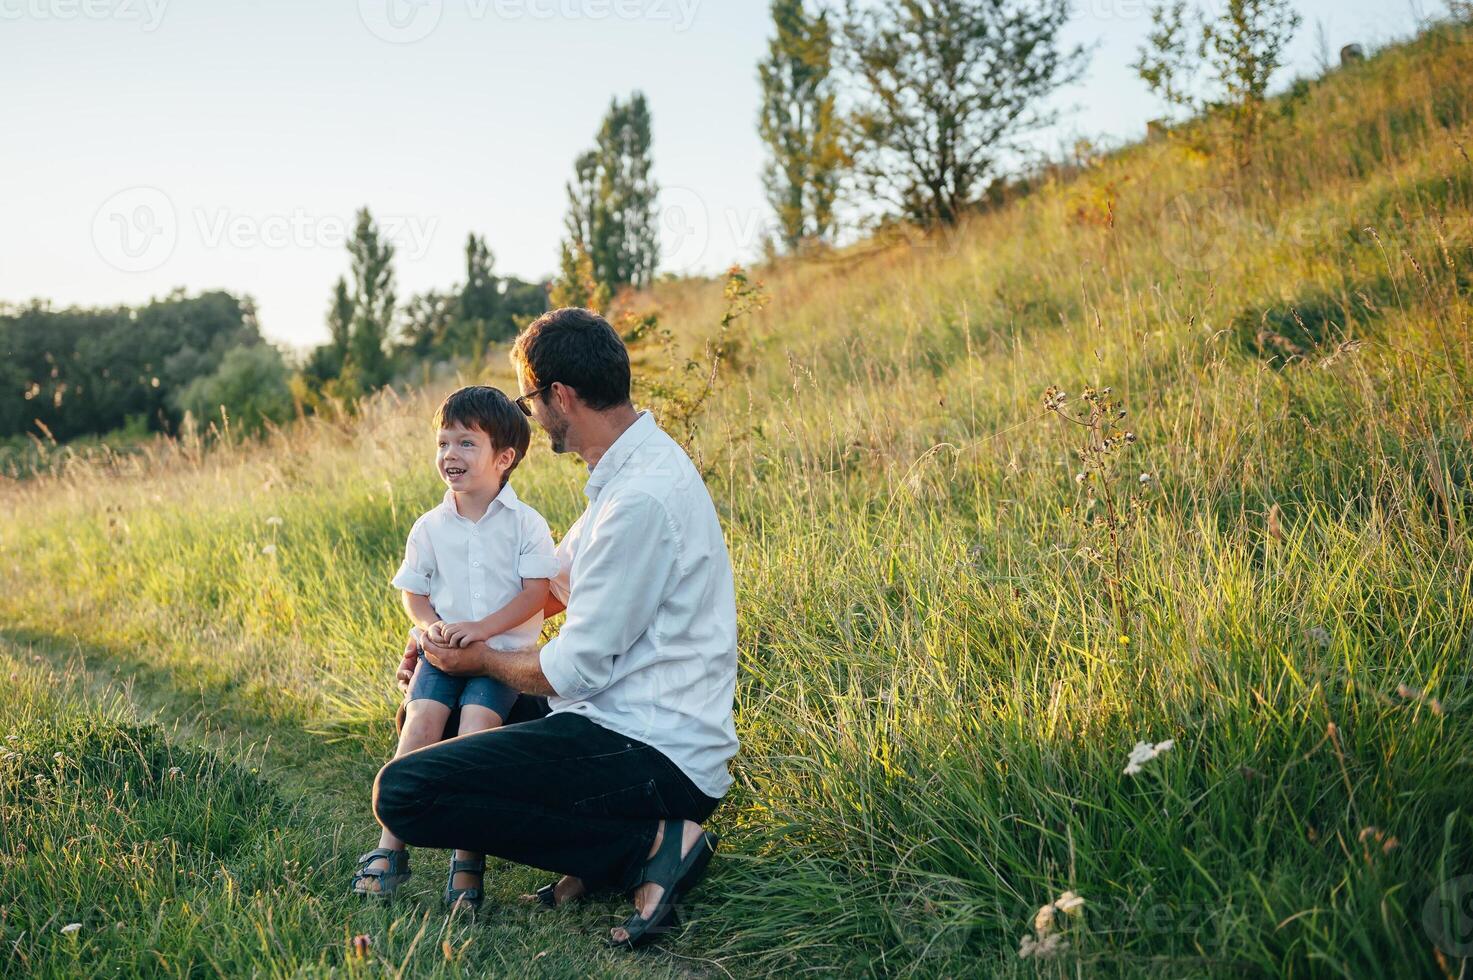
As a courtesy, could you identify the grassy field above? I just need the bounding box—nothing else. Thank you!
[4,22,1473,978]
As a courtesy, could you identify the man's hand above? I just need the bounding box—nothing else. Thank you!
[421,635,491,677]
[439,620,493,649]
[395,636,418,690]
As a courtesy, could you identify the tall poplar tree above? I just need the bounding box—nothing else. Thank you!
[457,233,502,359]
[345,207,395,389]
[758,0,842,251]
[561,93,659,298]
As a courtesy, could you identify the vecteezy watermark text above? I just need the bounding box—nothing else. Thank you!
[92,187,439,273]
[358,0,701,44]
[0,0,168,31]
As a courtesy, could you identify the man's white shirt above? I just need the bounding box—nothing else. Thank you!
[541,411,739,798]
[392,482,560,650]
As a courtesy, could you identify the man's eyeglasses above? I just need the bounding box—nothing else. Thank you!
[515,383,552,416]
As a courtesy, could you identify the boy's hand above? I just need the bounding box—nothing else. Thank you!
[426,620,450,646]
[395,636,418,690]
[439,621,492,648]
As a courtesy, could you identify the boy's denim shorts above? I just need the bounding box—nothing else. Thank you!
[406,654,518,721]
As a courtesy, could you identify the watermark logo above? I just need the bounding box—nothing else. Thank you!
[92,186,177,273]
[91,190,439,272]
[1077,0,1153,20]
[192,208,438,261]
[1157,188,1236,273]
[658,186,712,272]
[0,0,169,31]
[1424,875,1473,958]
[358,0,701,43]
[358,0,443,44]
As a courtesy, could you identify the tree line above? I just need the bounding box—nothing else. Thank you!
[1,0,1335,452]
[555,0,1309,306]
[293,212,548,413]
[0,218,550,449]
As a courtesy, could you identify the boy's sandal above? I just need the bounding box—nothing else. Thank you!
[608,824,719,950]
[352,848,411,900]
[444,857,486,914]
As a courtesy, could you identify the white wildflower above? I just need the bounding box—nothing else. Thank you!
[1053,891,1085,916]
[53,751,65,762]
[5,735,18,743]
[1033,902,1055,936]
[261,544,277,556]
[1018,932,1068,959]
[1139,473,1153,485]
[168,767,183,777]
[1123,739,1175,776]
[265,516,283,526]
[60,922,81,935]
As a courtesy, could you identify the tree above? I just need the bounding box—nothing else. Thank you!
[1134,0,1302,166]
[345,207,396,389]
[758,0,843,251]
[562,93,659,297]
[1133,0,1197,119]
[0,290,260,442]
[1204,0,1301,165]
[327,277,352,357]
[455,233,503,360]
[396,289,460,362]
[840,0,1086,227]
[174,343,293,435]
[549,241,612,312]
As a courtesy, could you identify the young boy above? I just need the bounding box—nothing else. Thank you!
[351,385,558,911]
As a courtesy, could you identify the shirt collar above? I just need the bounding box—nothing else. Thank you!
[584,410,658,500]
[440,480,521,523]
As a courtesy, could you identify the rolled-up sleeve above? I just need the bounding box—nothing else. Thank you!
[391,518,434,595]
[539,491,676,701]
[517,508,560,581]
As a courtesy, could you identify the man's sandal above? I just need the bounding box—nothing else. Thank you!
[609,823,719,950]
[529,877,586,910]
[444,856,486,914]
[351,848,411,900]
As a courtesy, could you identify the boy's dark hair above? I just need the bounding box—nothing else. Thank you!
[433,386,531,486]
[510,307,631,411]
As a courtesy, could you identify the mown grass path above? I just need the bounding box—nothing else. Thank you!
[1,627,726,979]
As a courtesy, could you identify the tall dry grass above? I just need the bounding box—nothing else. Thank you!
[3,22,1473,977]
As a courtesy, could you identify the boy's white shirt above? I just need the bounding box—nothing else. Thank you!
[393,481,559,650]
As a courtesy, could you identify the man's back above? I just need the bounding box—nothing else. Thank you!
[542,411,739,799]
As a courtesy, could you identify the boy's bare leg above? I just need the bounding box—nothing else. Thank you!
[448,705,503,894]
[358,698,452,893]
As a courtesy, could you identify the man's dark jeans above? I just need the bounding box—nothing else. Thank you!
[374,710,721,894]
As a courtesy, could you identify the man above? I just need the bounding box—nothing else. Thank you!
[374,307,739,948]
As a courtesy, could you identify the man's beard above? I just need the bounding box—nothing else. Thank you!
[546,414,571,455]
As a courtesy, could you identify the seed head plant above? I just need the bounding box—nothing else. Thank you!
[1042,383,1150,637]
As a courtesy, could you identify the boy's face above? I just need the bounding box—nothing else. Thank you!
[437,422,514,494]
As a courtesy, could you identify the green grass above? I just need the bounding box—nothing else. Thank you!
[4,21,1473,978]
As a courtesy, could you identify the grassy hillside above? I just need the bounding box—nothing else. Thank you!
[4,23,1473,977]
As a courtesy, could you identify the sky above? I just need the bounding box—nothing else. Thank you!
[0,0,1434,350]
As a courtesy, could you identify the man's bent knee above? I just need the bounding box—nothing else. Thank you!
[373,754,431,842]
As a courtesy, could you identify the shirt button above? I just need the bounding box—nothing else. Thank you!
[472,561,480,567]
[473,593,481,599]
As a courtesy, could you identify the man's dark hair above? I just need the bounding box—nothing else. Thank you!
[511,307,631,411]
[433,386,531,486]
